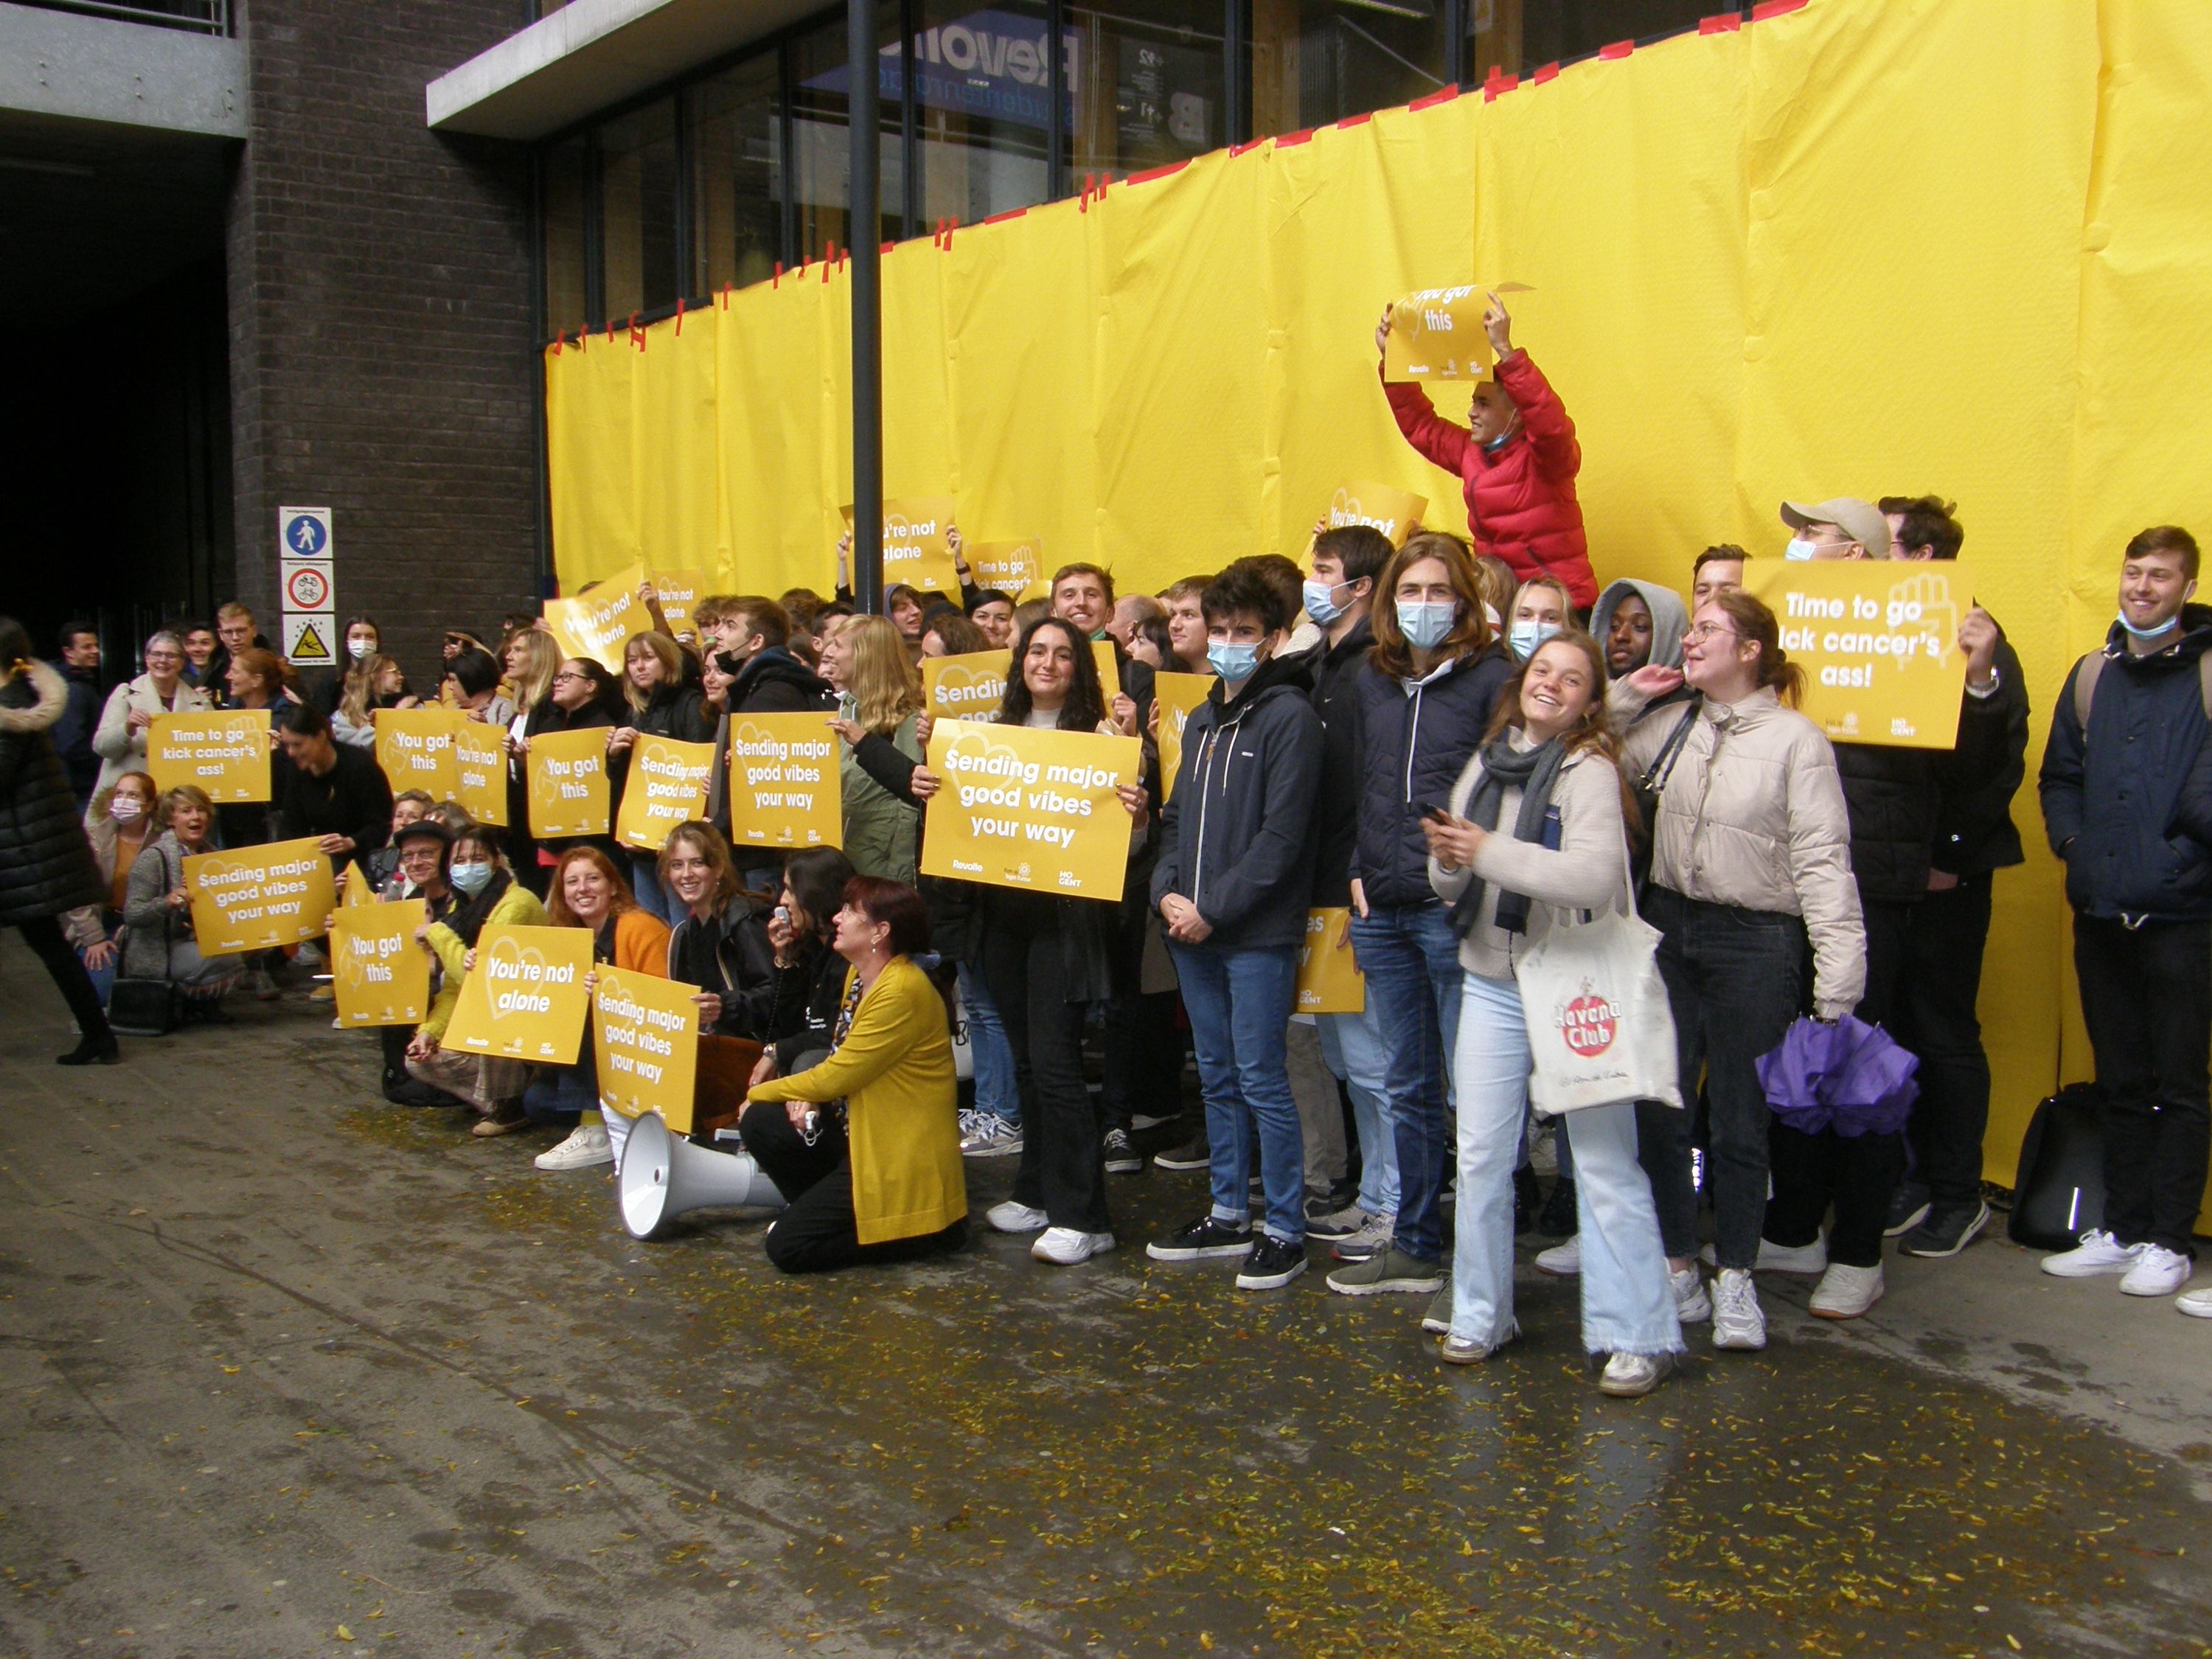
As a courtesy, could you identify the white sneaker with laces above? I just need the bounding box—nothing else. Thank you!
[1711,1267,1766,1352]
[2177,1286,2212,1319]
[1032,1227,1115,1265]
[985,1200,1048,1234]
[1534,1236,1582,1276]
[1670,1265,1711,1324]
[2118,1244,2192,1297]
[1809,1262,1885,1319]
[535,1122,613,1171]
[2039,1228,2146,1279]
[1599,1351,1671,1397]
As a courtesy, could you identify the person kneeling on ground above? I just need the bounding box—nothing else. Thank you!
[403,823,548,1127]
[120,784,246,1018]
[737,878,967,1275]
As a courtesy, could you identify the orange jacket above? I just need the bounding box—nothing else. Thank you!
[607,907,671,975]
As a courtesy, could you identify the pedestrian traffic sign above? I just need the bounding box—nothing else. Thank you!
[285,612,337,667]
[279,506,333,559]
[283,563,330,611]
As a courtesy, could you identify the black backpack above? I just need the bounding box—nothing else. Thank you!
[2006,1084,2106,1251]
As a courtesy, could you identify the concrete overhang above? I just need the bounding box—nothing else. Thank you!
[427,0,821,142]
[0,1,246,140]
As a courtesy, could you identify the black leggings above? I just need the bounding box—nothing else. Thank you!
[16,914,113,1044]
[740,1099,967,1274]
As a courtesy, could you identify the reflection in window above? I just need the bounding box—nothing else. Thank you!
[1477,0,1717,81]
[790,4,907,263]
[689,60,784,294]
[543,136,588,330]
[1069,0,1224,181]
[912,1,1056,225]
[599,98,680,319]
[1251,0,1449,136]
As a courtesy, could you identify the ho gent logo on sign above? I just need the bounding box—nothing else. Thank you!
[1557,985,1619,1057]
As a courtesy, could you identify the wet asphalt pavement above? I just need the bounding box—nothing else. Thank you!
[1,967,2208,1658]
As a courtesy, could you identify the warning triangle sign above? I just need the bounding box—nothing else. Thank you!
[290,620,330,663]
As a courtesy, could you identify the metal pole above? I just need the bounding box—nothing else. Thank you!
[849,0,884,616]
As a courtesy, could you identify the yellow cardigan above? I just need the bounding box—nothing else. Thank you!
[747,954,966,1245]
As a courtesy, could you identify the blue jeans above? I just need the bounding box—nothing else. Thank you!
[524,1060,597,1124]
[1450,973,1683,1357]
[958,960,1020,1125]
[1318,1004,1397,1218]
[1170,941,1304,1243]
[630,854,675,924]
[1349,901,1463,1259]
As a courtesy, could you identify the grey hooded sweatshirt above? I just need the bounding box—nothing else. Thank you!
[1588,578,1689,675]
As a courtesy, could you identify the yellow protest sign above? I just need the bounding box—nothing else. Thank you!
[339,860,380,908]
[373,706,462,801]
[616,735,714,851]
[920,719,1141,901]
[442,923,595,1065]
[527,726,613,837]
[845,498,962,594]
[727,713,842,851]
[593,967,702,1133]
[1093,639,1121,701]
[543,560,649,669]
[1320,481,1428,548]
[330,897,431,1028]
[183,837,337,954]
[1382,283,1530,383]
[649,568,708,639]
[1745,560,1973,750]
[147,711,271,804]
[1295,908,1366,1014]
[922,648,1012,720]
[1152,672,1217,804]
[966,538,1046,601]
[451,720,509,826]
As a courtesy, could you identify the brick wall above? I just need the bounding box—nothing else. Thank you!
[225,0,540,689]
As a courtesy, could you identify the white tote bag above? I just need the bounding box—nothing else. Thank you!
[1514,855,1683,1116]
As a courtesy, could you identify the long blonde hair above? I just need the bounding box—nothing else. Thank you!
[339,654,401,728]
[506,627,561,714]
[842,614,921,735]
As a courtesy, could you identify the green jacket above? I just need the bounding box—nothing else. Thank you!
[841,712,922,886]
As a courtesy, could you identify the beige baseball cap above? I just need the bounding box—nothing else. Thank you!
[1781,497,1891,558]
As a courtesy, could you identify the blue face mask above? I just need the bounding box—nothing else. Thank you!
[1509,620,1561,660]
[1304,579,1349,626]
[1784,536,1820,562]
[1399,600,1458,650]
[2117,608,2183,641]
[1208,640,1261,682]
[449,860,494,897]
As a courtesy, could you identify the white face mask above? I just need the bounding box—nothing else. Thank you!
[109,798,147,824]
[348,638,375,661]
[1784,536,1819,562]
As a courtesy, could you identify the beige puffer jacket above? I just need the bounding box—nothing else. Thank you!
[1617,684,1865,1018]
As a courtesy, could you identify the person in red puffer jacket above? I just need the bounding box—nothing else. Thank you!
[1377,293,1596,609]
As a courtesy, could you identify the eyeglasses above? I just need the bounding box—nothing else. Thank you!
[1683,622,1741,644]
[553,671,588,684]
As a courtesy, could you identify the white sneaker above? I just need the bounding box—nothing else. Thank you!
[1809,1262,1885,1319]
[535,1122,612,1171]
[1599,1351,1672,1398]
[2039,1228,2146,1279]
[985,1200,1048,1234]
[1534,1236,1582,1276]
[2118,1244,2193,1297]
[1711,1267,1766,1352]
[2177,1287,2212,1319]
[1671,1265,1712,1324]
[1032,1227,1116,1265]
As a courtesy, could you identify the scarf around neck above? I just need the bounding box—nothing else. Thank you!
[1450,731,1568,937]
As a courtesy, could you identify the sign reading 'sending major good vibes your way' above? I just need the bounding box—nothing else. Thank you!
[727,714,842,850]
[920,720,1141,901]
[1743,560,1975,750]
[183,838,336,953]
[593,968,703,1133]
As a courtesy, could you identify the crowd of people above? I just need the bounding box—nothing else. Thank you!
[6,293,2209,1389]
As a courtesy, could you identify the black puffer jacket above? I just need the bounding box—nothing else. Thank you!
[1352,645,1515,909]
[0,664,105,924]
[1933,631,2029,877]
[1305,613,1373,905]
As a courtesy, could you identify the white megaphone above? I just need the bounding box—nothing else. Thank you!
[617,1112,787,1240]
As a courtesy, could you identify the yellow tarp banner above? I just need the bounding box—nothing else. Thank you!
[921,720,1141,901]
[147,711,271,804]
[594,967,703,1133]
[331,897,431,1029]
[184,838,335,954]
[443,923,594,1065]
[545,0,2212,1197]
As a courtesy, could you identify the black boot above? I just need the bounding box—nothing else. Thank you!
[57,1032,120,1066]
[1512,1164,1541,1234]
[1538,1175,1578,1239]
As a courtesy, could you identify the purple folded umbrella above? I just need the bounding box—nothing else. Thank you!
[1755,1015,1919,1137]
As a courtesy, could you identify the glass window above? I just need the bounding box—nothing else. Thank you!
[1478,0,1714,80]
[1069,0,1225,181]
[1252,0,1450,136]
[543,136,588,330]
[599,97,681,319]
[688,58,784,295]
[790,4,908,264]
[911,1,1057,226]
